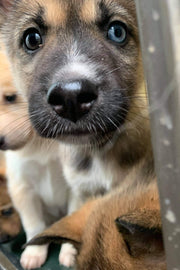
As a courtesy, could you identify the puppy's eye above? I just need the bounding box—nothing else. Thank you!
[1,207,14,217]
[107,21,128,44]
[23,28,42,52]
[4,94,17,103]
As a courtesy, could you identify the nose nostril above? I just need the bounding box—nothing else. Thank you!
[48,90,64,107]
[77,92,97,105]
[47,87,65,115]
[53,105,64,115]
[78,92,98,113]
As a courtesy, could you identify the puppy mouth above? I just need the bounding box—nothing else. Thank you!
[29,105,127,146]
[56,128,115,141]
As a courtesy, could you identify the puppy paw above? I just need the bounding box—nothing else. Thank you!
[20,245,48,269]
[59,243,77,268]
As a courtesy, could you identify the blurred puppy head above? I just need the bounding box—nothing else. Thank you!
[0,0,146,148]
[0,153,21,243]
[0,50,32,150]
[28,183,166,270]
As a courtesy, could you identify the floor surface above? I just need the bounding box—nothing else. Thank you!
[0,231,73,270]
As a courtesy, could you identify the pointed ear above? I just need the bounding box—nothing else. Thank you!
[27,199,97,250]
[115,209,164,257]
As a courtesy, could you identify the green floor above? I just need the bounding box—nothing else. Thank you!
[0,231,73,270]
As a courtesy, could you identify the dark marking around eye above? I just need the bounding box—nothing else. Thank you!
[97,2,112,28]
[32,7,48,33]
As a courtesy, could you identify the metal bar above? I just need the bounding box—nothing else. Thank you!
[0,251,18,270]
[135,1,180,269]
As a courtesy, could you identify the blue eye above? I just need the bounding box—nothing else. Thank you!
[107,21,128,44]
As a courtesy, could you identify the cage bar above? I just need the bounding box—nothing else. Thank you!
[135,0,180,269]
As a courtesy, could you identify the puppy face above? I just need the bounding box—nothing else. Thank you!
[0,0,143,147]
[0,154,21,243]
[0,50,32,150]
[28,184,166,270]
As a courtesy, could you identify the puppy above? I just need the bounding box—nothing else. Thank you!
[0,50,68,269]
[0,152,21,243]
[0,0,154,267]
[28,181,166,270]
[0,48,32,150]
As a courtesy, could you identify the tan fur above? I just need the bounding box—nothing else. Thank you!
[0,51,14,92]
[0,50,32,150]
[0,151,5,175]
[39,0,67,27]
[80,0,97,22]
[29,182,166,270]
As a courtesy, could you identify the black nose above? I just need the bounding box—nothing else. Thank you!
[47,80,98,123]
[0,136,6,150]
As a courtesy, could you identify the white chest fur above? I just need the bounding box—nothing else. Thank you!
[64,156,113,194]
[59,144,115,199]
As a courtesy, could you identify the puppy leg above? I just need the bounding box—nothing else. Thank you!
[20,245,48,270]
[8,183,48,269]
[59,243,77,268]
[59,192,82,267]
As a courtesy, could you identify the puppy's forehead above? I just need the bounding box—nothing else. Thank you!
[80,0,136,23]
[17,0,136,27]
[20,0,68,27]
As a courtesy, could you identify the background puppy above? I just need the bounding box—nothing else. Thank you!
[28,182,166,270]
[0,152,21,243]
[0,50,68,269]
[0,0,154,267]
[0,49,32,150]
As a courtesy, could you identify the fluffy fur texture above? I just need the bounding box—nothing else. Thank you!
[0,50,68,269]
[29,182,166,270]
[0,151,21,243]
[0,0,155,267]
[0,0,154,208]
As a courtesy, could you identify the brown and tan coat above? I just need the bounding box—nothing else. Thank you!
[29,182,166,270]
[0,0,156,268]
